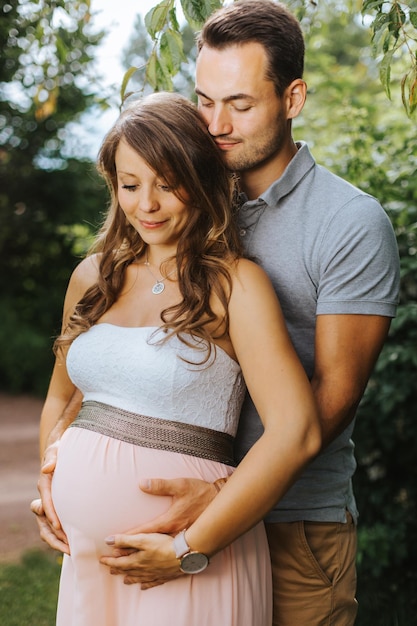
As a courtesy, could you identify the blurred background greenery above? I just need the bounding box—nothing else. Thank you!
[1,1,416,624]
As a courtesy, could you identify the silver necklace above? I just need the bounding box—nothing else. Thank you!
[144,253,177,295]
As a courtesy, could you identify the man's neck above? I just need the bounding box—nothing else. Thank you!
[240,140,298,200]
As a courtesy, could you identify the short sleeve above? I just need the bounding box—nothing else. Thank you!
[316,195,400,317]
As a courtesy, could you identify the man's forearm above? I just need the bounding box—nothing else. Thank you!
[310,376,363,449]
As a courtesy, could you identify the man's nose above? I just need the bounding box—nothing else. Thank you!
[206,106,233,137]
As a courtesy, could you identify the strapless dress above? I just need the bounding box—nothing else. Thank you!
[52,324,272,626]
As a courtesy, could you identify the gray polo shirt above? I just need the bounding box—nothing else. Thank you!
[235,142,400,523]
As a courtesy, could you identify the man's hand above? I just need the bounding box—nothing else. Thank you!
[30,440,70,553]
[100,533,183,589]
[99,477,219,587]
[132,477,218,534]
[30,498,69,554]
[38,441,60,528]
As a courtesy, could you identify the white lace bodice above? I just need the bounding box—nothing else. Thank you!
[66,324,245,436]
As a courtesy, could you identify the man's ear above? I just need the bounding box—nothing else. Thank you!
[286,79,307,120]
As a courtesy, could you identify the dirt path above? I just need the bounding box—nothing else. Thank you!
[0,392,49,562]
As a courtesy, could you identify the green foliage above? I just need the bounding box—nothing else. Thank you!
[0,158,106,395]
[0,1,107,395]
[355,189,417,624]
[5,0,417,115]
[121,14,196,101]
[363,0,417,116]
[354,321,417,624]
[297,11,417,622]
[119,0,417,116]
[142,0,187,92]
[1,0,103,132]
[120,0,220,99]
[0,550,61,626]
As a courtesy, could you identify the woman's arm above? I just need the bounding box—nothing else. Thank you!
[39,254,99,453]
[32,255,99,551]
[184,258,321,554]
[100,259,321,582]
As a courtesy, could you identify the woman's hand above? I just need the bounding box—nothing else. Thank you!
[100,532,183,589]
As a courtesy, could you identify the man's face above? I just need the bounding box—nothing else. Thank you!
[195,42,289,174]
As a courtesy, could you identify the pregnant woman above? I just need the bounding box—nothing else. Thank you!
[41,92,320,625]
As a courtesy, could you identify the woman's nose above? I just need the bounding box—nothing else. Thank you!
[138,188,159,212]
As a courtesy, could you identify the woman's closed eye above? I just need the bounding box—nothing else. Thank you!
[158,183,173,192]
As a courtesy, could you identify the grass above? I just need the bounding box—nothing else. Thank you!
[0,550,61,626]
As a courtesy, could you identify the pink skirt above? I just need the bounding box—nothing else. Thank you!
[52,426,272,626]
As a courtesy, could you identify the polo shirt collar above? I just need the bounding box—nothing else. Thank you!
[239,142,315,207]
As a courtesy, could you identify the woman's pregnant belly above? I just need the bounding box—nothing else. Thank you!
[52,426,232,556]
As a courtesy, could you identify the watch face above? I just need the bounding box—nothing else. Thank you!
[180,551,209,574]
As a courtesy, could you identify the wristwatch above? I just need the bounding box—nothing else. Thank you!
[173,529,209,574]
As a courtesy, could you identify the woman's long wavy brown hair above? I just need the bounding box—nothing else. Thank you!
[55,92,243,361]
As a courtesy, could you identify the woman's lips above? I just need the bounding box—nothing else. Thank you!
[139,220,167,229]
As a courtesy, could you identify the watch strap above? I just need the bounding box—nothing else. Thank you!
[173,529,190,559]
[173,530,210,574]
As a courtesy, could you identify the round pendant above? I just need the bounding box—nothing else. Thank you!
[152,282,165,295]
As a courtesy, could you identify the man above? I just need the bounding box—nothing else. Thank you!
[32,1,400,624]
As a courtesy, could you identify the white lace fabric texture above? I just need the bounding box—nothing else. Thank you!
[67,324,246,437]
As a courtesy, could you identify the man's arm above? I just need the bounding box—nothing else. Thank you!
[312,313,391,448]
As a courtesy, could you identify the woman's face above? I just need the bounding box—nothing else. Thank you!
[115,138,192,254]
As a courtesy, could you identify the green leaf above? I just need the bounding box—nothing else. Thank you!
[371,20,391,53]
[372,11,391,36]
[362,0,384,11]
[160,29,186,74]
[145,0,172,39]
[145,49,173,91]
[370,12,391,49]
[145,50,158,88]
[409,78,417,115]
[401,72,409,114]
[159,39,174,75]
[382,29,394,54]
[379,48,394,99]
[180,0,222,30]
[387,5,405,37]
[169,5,180,32]
[400,67,417,117]
[406,69,417,115]
[410,12,417,29]
[120,66,141,103]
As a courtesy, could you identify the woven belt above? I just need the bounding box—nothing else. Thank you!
[69,400,236,466]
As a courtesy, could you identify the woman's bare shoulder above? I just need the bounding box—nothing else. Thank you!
[70,253,101,289]
[232,257,273,290]
[229,257,283,323]
[63,254,101,310]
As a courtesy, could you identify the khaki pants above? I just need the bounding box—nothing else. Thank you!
[265,514,357,626]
